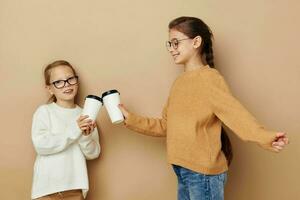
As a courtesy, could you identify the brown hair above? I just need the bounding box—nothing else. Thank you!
[44,60,78,104]
[169,16,233,165]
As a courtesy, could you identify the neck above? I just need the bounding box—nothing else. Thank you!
[184,54,206,72]
[56,99,76,108]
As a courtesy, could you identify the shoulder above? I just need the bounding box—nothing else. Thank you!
[198,67,228,86]
[34,104,50,114]
[32,104,52,121]
[198,67,231,93]
[200,67,223,80]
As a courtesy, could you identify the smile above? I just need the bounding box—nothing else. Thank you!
[63,89,73,94]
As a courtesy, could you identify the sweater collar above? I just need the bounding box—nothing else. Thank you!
[181,65,211,76]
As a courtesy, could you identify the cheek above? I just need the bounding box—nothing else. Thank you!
[73,84,79,90]
[180,45,194,57]
[71,84,79,94]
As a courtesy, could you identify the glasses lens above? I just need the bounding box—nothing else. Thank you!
[53,80,65,89]
[166,41,172,50]
[172,40,179,49]
[67,76,78,85]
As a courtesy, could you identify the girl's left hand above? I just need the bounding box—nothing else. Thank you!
[272,132,289,152]
[83,121,97,136]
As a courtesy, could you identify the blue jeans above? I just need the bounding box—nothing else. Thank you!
[172,165,227,200]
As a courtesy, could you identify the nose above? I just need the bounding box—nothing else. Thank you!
[64,81,71,87]
[168,47,175,54]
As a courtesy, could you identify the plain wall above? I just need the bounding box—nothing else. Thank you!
[0,0,299,199]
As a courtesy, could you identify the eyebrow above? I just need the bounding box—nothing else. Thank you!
[51,75,76,82]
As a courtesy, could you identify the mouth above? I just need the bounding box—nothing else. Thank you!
[172,53,180,59]
[63,89,74,94]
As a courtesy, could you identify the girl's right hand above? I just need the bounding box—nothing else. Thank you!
[118,104,129,119]
[271,132,289,152]
[77,115,93,133]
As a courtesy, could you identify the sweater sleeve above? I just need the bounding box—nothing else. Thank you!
[31,106,82,155]
[206,70,277,152]
[78,126,101,160]
[123,101,168,137]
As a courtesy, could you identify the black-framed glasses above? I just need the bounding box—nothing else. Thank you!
[166,38,191,51]
[51,76,79,89]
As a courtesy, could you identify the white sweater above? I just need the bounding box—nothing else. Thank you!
[31,103,101,199]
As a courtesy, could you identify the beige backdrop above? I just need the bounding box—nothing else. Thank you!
[0,0,299,199]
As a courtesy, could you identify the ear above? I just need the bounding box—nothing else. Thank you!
[45,85,54,95]
[193,36,202,49]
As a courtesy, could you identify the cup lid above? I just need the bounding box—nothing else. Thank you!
[86,95,103,103]
[102,89,120,98]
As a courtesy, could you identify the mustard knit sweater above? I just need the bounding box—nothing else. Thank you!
[124,65,277,175]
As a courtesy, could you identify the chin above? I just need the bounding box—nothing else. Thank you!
[174,59,185,65]
[173,56,187,65]
[62,95,76,102]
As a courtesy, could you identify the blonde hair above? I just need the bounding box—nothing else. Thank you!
[44,60,78,103]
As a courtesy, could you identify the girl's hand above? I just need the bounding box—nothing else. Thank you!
[83,121,97,136]
[118,104,130,119]
[77,115,94,135]
[272,132,289,152]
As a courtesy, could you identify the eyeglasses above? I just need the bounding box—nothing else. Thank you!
[51,76,79,89]
[166,38,191,51]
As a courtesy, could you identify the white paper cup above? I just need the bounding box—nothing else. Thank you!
[102,90,124,124]
[82,95,103,121]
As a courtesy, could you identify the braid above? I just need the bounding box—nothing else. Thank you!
[203,37,215,68]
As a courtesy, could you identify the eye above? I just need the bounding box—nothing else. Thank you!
[52,80,65,88]
[67,76,78,84]
[173,40,179,46]
[53,80,64,85]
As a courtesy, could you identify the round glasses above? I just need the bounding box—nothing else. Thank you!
[51,76,79,89]
[166,38,191,51]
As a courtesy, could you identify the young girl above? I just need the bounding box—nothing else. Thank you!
[31,60,101,200]
[118,17,289,200]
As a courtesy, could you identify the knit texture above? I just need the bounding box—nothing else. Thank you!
[31,103,101,199]
[125,65,277,175]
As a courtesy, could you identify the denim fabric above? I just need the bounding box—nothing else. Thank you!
[172,165,227,200]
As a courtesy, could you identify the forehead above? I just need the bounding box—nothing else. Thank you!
[50,65,74,81]
[169,29,188,40]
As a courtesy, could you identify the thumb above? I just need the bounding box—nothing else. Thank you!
[276,132,286,138]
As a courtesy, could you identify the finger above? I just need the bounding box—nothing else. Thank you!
[78,115,89,121]
[272,144,283,150]
[89,128,94,133]
[274,146,283,151]
[84,129,90,135]
[276,132,286,138]
[272,143,284,150]
[86,129,91,135]
[81,121,93,127]
[81,126,89,131]
[283,138,289,145]
[272,141,285,146]
[81,118,93,123]
[86,127,92,135]
[279,137,289,144]
[272,147,280,152]
[79,125,90,130]
[78,120,93,128]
